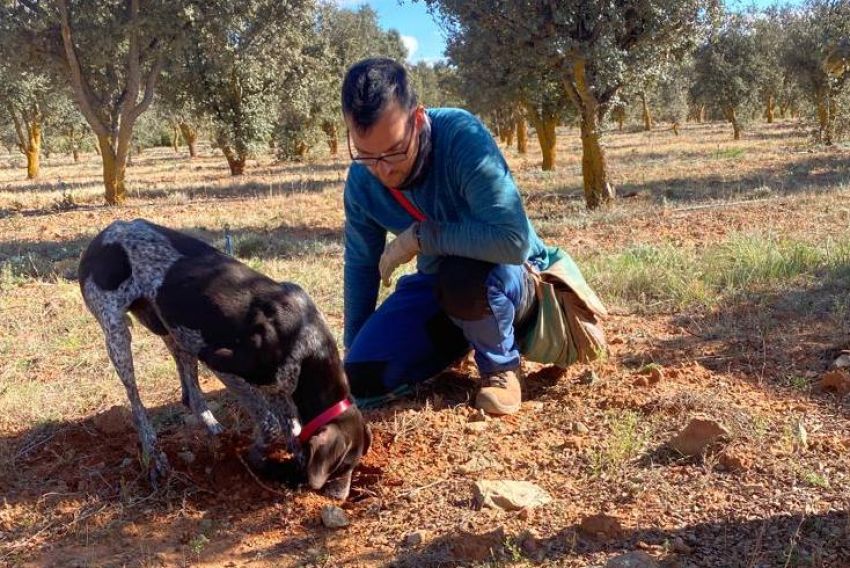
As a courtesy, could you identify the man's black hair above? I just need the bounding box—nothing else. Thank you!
[342,58,418,133]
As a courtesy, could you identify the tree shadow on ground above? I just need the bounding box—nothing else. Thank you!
[547,151,850,205]
[389,508,850,567]
[0,221,343,284]
[0,390,391,566]
[621,257,850,416]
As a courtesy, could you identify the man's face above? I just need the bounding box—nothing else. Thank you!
[346,102,423,189]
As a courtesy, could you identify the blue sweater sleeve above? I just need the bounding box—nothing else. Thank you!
[343,172,386,349]
[418,114,532,265]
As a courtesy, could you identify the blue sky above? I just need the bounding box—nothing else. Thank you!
[338,0,800,64]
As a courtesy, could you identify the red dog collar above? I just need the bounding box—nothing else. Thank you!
[298,399,353,444]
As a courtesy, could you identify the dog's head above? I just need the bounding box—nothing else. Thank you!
[304,407,371,500]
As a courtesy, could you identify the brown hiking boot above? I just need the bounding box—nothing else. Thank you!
[475,370,522,415]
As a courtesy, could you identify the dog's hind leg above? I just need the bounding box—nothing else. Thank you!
[162,335,224,436]
[97,310,170,486]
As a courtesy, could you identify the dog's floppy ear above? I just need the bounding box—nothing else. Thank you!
[306,423,349,490]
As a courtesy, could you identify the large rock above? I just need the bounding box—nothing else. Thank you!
[473,480,552,511]
[606,551,660,568]
[670,417,729,456]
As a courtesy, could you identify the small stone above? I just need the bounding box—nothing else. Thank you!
[403,530,429,547]
[563,435,585,450]
[92,405,132,435]
[468,409,489,422]
[833,352,850,369]
[456,456,492,475]
[718,448,751,472]
[573,422,590,435]
[578,370,598,385]
[451,527,505,562]
[465,422,488,434]
[606,551,659,568]
[320,505,349,529]
[518,529,541,555]
[670,417,730,456]
[672,536,692,554]
[579,513,622,539]
[818,370,850,396]
[473,480,552,511]
[121,457,134,468]
[178,451,196,465]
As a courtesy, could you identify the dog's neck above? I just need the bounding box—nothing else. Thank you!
[291,363,351,427]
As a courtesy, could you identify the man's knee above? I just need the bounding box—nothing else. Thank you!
[436,256,494,320]
[345,360,391,398]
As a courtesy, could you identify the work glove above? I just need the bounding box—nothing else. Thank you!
[379,223,420,287]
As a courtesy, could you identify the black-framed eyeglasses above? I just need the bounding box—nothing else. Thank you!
[348,113,416,167]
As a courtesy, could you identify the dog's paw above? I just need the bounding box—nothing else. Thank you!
[145,450,170,489]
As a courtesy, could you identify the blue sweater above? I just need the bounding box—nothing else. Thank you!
[343,108,557,348]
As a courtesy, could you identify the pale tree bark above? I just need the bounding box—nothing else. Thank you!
[522,100,557,171]
[765,94,775,124]
[563,58,615,209]
[171,123,181,153]
[220,143,246,175]
[724,106,741,140]
[640,91,653,131]
[322,120,339,156]
[816,90,836,145]
[515,105,528,154]
[58,0,165,205]
[8,102,42,179]
[178,120,198,157]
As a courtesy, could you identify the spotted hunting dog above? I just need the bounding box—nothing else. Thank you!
[79,219,369,500]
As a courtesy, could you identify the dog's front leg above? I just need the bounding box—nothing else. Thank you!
[214,372,282,462]
[162,335,224,436]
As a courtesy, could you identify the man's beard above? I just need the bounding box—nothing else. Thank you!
[396,114,432,191]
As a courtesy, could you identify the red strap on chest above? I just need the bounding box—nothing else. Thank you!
[388,187,426,222]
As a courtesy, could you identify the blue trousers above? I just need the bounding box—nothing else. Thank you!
[344,257,534,407]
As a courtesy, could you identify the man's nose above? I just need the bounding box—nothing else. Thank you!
[377,159,394,177]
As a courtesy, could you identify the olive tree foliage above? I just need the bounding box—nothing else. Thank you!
[750,7,787,123]
[172,0,314,174]
[0,0,192,204]
[782,0,850,145]
[274,3,407,161]
[446,30,574,170]
[407,61,465,108]
[423,0,709,209]
[691,15,762,140]
[0,63,53,178]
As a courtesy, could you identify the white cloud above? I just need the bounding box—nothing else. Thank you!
[400,35,419,61]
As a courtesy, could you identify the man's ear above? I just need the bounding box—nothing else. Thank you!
[306,424,348,490]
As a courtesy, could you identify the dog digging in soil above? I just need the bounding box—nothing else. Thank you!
[78,219,370,500]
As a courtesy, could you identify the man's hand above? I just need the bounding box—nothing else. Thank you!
[379,223,420,286]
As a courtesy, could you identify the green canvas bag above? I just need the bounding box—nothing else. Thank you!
[519,250,608,367]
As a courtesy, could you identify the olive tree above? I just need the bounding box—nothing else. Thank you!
[691,15,762,140]
[423,0,709,208]
[0,0,192,203]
